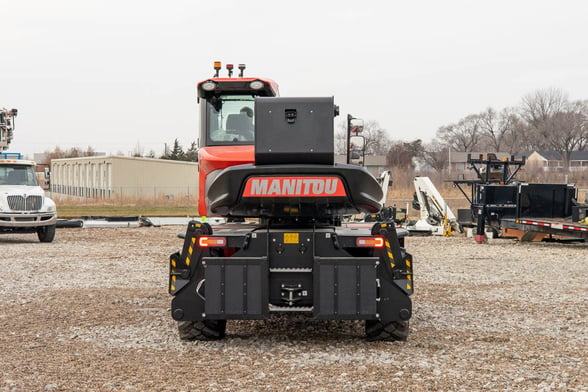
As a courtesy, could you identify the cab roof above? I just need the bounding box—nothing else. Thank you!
[0,159,35,166]
[196,77,279,99]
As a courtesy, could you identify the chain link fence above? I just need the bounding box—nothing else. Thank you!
[49,185,198,204]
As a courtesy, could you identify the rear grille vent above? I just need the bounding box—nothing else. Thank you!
[7,195,43,211]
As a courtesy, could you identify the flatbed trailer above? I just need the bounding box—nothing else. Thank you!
[501,217,588,241]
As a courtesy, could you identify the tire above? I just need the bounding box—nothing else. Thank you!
[37,224,56,243]
[178,320,226,341]
[365,320,409,341]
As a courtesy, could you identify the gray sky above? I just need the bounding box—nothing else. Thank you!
[2,0,587,158]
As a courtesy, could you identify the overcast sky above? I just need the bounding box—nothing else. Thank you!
[2,0,587,158]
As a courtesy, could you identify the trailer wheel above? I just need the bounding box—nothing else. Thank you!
[365,320,409,341]
[177,320,226,341]
[37,225,56,243]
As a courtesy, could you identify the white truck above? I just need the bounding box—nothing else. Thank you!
[0,153,57,242]
[1,108,57,242]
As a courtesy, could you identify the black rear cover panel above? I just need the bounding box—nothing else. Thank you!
[203,256,269,319]
[313,256,378,319]
[255,97,334,165]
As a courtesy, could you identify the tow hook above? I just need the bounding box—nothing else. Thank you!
[280,284,304,306]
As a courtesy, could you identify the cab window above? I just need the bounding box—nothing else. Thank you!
[0,165,39,186]
[207,95,255,145]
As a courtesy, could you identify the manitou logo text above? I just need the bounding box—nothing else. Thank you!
[243,177,346,197]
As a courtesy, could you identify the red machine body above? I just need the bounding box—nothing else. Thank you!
[195,68,279,216]
[197,145,253,215]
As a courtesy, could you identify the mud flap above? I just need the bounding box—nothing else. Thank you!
[202,256,269,319]
[313,257,379,319]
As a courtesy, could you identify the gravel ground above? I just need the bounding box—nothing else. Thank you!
[1,226,587,392]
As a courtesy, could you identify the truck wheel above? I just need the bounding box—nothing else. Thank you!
[37,225,56,243]
[178,320,226,341]
[365,320,409,341]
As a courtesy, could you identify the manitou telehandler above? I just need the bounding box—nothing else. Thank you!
[168,62,414,341]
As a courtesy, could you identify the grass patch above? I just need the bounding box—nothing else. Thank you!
[57,204,198,218]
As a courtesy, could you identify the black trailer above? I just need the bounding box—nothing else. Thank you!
[500,183,588,241]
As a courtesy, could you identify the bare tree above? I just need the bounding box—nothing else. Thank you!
[520,89,588,167]
[436,113,482,152]
[546,100,587,166]
[520,87,568,129]
[573,99,588,151]
[334,124,347,155]
[386,139,423,169]
[44,145,96,161]
[500,108,532,154]
[431,88,588,163]
[520,88,568,151]
[423,140,449,172]
[478,107,522,153]
[362,121,393,155]
[335,120,392,156]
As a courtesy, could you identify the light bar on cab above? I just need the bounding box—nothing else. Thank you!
[249,80,265,90]
[356,237,385,248]
[201,80,217,91]
[198,236,227,247]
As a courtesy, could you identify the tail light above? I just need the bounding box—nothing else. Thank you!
[356,237,385,248]
[198,236,227,247]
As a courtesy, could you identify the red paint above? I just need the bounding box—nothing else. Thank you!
[198,145,254,216]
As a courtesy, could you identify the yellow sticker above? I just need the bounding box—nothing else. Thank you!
[284,233,299,244]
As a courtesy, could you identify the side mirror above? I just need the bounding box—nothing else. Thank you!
[350,118,364,133]
[350,135,365,150]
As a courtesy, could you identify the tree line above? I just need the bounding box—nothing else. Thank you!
[43,87,587,171]
[335,87,588,170]
[43,138,199,162]
[160,139,198,162]
[435,88,587,168]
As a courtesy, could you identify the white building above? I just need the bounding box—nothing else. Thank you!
[50,156,198,201]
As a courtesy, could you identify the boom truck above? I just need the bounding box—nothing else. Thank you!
[168,63,414,341]
[0,108,57,242]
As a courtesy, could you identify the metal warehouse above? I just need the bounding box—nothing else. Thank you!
[50,156,198,201]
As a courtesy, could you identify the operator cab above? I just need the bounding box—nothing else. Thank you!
[195,62,279,216]
[197,62,279,148]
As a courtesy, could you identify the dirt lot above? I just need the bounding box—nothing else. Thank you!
[1,226,587,391]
